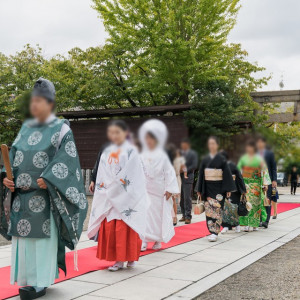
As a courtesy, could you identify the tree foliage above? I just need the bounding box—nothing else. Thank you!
[0,0,270,146]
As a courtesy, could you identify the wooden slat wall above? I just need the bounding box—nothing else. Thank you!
[70,116,188,169]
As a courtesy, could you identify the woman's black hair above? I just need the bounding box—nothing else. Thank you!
[107,119,129,131]
[219,150,229,160]
[146,131,158,141]
[208,135,220,145]
[246,139,257,151]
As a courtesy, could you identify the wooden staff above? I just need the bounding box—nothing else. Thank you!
[1,144,13,180]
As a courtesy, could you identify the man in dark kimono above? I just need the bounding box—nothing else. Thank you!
[197,137,235,242]
[256,136,277,228]
[179,138,198,224]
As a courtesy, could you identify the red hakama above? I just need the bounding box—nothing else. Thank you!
[97,219,142,262]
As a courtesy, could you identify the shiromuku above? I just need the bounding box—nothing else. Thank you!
[87,120,149,272]
[139,119,179,251]
[0,78,87,300]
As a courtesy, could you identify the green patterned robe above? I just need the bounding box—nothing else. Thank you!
[0,117,87,273]
[237,154,271,227]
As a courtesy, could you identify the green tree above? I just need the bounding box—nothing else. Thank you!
[93,0,267,106]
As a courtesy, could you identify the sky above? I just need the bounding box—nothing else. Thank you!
[0,0,299,91]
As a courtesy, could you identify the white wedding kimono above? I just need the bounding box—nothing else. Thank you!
[87,141,149,240]
[139,120,179,243]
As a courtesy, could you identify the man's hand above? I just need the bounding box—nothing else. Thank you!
[197,192,201,197]
[3,178,15,192]
[165,191,172,200]
[272,181,277,188]
[37,178,47,189]
[263,185,268,192]
[89,181,95,194]
[226,192,231,198]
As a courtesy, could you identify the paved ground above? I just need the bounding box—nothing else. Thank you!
[198,235,300,300]
[0,190,299,299]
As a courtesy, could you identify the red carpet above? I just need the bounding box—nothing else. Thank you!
[0,202,299,299]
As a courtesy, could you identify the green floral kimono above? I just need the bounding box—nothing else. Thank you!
[0,117,88,283]
[237,154,271,227]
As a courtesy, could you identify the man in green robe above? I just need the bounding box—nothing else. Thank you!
[0,78,87,300]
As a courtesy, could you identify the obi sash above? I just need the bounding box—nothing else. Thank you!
[242,166,262,179]
[205,168,223,181]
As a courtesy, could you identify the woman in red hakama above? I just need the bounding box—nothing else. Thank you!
[97,219,141,262]
[88,120,148,271]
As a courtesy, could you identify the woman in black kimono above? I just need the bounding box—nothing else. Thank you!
[197,137,235,242]
[219,150,247,234]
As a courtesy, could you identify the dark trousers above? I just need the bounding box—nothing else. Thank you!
[264,185,272,224]
[291,181,297,195]
[180,182,193,220]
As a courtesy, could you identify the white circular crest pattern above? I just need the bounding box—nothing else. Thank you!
[13,151,24,167]
[29,196,46,213]
[42,219,51,236]
[76,168,80,181]
[65,141,77,158]
[33,151,49,168]
[54,198,66,214]
[17,219,31,236]
[16,173,32,190]
[52,163,68,179]
[12,196,21,212]
[51,132,60,147]
[66,187,80,204]
[72,213,80,231]
[28,131,43,145]
[79,193,87,210]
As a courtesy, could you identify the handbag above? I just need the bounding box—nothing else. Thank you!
[194,196,205,215]
[222,198,239,226]
[238,194,249,217]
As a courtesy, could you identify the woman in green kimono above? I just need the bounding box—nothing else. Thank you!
[0,78,87,300]
[237,139,271,232]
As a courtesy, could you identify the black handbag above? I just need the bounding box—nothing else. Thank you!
[238,194,249,217]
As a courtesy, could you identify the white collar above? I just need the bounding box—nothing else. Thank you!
[34,113,56,125]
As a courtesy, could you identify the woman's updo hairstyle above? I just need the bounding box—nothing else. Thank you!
[208,135,220,145]
[107,119,129,131]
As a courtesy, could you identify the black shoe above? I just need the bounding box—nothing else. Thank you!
[259,222,263,228]
[19,287,47,300]
[262,222,268,229]
[179,217,186,222]
[272,215,277,220]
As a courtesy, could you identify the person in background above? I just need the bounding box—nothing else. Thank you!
[238,139,271,232]
[88,120,148,272]
[1,78,87,299]
[179,138,198,224]
[289,166,299,195]
[220,150,247,234]
[139,120,179,251]
[271,187,279,219]
[256,136,277,228]
[197,137,235,242]
[173,149,188,225]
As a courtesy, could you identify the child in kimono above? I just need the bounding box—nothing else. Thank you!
[139,120,179,251]
[88,120,148,271]
[1,78,87,299]
[197,136,235,242]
